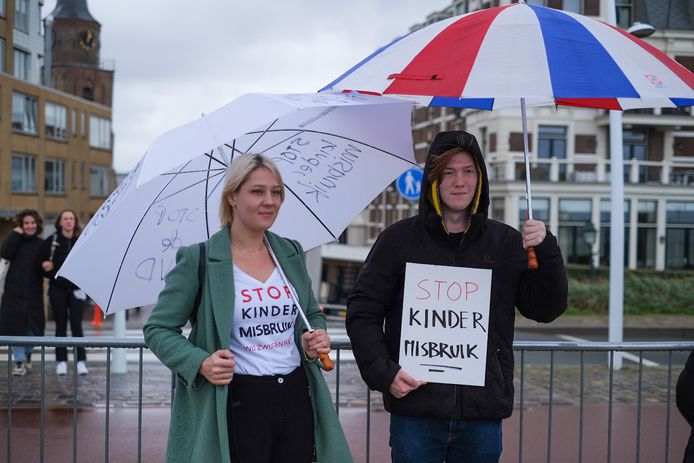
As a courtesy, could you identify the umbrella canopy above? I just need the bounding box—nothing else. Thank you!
[58,92,415,314]
[320,2,694,110]
[320,1,694,270]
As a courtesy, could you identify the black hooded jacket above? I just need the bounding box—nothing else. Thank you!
[346,131,568,419]
[40,231,79,290]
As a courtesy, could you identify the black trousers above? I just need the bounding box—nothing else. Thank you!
[49,285,86,362]
[227,365,314,463]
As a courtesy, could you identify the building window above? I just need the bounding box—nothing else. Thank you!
[558,198,592,264]
[528,0,582,13]
[14,0,28,32]
[13,48,29,80]
[0,38,5,72]
[637,200,657,268]
[45,102,68,140]
[479,127,487,158]
[0,0,6,17]
[599,199,630,266]
[90,165,110,197]
[11,153,37,193]
[72,109,78,135]
[665,201,694,269]
[623,129,647,183]
[538,125,567,181]
[562,0,581,13]
[45,158,66,195]
[519,197,550,223]
[454,1,468,15]
[89,115,112,149]
[491,197,505,222]
[12,92,38,134]
[615,0,631,29]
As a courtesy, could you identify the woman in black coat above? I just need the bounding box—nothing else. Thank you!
[41,209,88,376]
[0,209,46,376]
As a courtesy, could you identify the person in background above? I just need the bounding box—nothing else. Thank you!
[0,209,46,376]
[41,209,88,376]
[144,154,352,463]
[677,349,694,463]
[347,131,568,463]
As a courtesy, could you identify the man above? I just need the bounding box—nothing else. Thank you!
[346,131,568,462]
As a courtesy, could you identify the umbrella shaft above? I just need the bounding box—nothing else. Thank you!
[520,98,534,220]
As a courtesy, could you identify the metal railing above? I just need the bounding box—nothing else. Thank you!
[0,336,692,463]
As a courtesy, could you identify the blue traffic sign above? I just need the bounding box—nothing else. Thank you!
[396,167,423,201]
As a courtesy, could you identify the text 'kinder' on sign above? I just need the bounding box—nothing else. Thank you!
[400,263,492,386]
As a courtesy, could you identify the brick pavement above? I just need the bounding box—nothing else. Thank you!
[1,313,692,463]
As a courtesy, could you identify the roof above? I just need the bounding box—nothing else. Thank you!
[49,0,99,24]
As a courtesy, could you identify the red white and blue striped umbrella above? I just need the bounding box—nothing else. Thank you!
[321,1,694,269]
[321,2,694,111]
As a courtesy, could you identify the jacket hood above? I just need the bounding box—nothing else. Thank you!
[418,131,490,225]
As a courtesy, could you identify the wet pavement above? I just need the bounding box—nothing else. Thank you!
[0,311,692,462]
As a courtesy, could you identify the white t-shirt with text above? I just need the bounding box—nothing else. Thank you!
[229,265,301,376]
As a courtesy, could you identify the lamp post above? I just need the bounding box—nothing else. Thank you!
[605,0,656,370]
[582,221,597,277]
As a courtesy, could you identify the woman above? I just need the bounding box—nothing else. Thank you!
[41,209,88,376]
[0,209,46,376]
[144,154,352,463]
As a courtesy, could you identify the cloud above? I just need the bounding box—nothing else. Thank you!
[42,0,451,171]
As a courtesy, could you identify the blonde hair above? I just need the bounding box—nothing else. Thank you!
[219,154,285,227]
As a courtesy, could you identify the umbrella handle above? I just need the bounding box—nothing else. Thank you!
[527,246,539,270]
[319,353,334,371]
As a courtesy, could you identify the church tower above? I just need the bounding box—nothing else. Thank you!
[48,0,114,107]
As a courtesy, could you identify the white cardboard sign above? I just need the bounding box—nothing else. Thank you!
[399,262,492,386]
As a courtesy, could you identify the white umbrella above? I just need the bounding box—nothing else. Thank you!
[58,92,415,315]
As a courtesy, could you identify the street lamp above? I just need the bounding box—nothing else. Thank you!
[582,221,597,277]
[627,22,656,38]
[605,2,656,371]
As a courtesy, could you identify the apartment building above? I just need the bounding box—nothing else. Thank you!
[0,0,114,238]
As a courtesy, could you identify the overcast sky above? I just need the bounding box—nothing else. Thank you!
[41,1,451,172]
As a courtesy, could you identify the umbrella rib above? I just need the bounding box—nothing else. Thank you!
[204,149,213,239]
[225,141,243,157]
[152,170,226,205]
[282,184,337,241]
[160,168,226,176]
[105,160,198,312]
[251,130,307,157]
[202,149,227,168]
[206,174,226,202]
[244,119,279,154]
[245,128,417,165]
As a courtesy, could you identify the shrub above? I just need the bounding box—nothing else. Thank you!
[566,265,694,315]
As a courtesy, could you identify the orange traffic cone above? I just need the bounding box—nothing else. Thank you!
[91,304,104,327]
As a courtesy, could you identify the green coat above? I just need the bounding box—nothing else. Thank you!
[144,228,353,463]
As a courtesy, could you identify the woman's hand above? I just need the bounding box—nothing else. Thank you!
[522,219,546,249]
[42,261,54,272]
[301,329,330,360]
[389,368,426,399]
[199,349,236,385]
[13,227,23,234]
